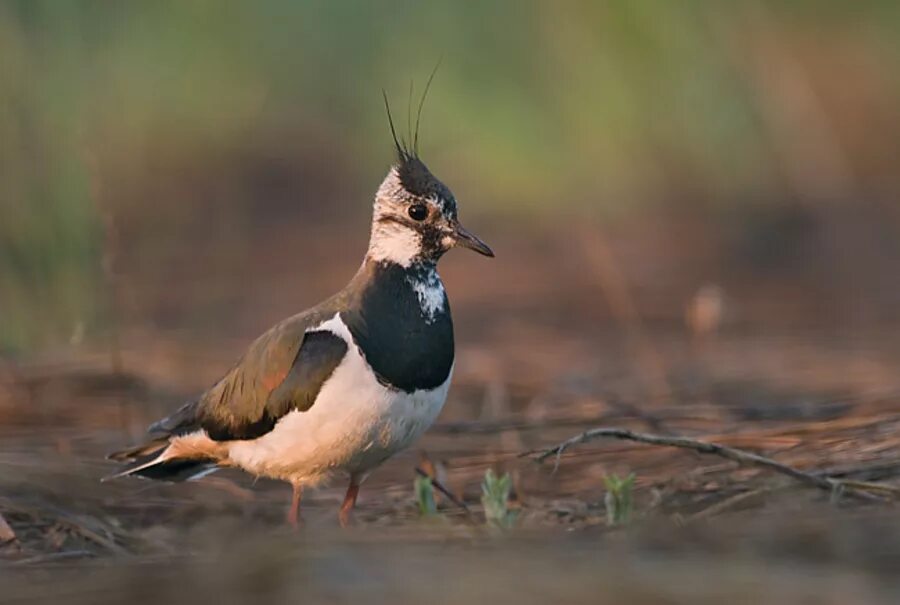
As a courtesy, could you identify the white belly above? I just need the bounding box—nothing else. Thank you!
[226,314,452,485]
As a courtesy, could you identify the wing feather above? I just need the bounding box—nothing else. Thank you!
[195,318,347,440]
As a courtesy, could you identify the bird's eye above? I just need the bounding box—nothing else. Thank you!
[408,204,428,221]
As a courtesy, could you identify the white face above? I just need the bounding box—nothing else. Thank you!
[366,167,455,267]
[366,213,424,267]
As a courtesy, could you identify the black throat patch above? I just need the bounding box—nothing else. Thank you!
[341,262,454,393]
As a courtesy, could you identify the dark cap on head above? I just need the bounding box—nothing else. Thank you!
[396,156,452,200]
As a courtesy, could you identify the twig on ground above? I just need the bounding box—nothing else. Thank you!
[688,486,781,522]
[0,497,132,555]
[817,459,900,481]
[415,467,471,516]
[14,549,95,565]
[835,479,900,495]
[53,515,131,556]
[522,427,895,501]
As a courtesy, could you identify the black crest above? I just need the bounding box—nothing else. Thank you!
[381,63,453,202]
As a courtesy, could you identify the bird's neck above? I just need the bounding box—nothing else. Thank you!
[340,260,454,393]
[352,257,445,323]
[359,256,439,283]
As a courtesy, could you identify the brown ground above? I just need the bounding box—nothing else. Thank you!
[3,212,900,603]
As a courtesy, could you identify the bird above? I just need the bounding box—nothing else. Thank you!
[106,91,493,528]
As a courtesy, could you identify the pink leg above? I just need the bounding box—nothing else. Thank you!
[338,479,360,528]
[286,484,303,528]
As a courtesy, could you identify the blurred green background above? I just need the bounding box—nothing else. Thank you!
[2,0,900,354]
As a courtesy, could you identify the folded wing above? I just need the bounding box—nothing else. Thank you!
[107,315,348,481]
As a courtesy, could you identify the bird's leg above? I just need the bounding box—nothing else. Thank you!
[286,483,303,529]
[338,479,360,528]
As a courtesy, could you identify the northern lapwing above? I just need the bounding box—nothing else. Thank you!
[107,93,493,527]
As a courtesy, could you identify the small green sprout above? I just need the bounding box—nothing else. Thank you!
[481,469,517,529]
[604,473,636,526]
[414,474,438,516]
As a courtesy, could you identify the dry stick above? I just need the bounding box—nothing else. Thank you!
[836,479,900,495]
[523,427,893,501]
[415,467,471,515]
[14,550,95,566]
[688,486,780,522]
[821,458,900,481]
[0,497,131,556]
[52,515,131,556]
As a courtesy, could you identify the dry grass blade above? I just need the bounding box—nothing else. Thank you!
[13,550,95,566]
[0,497,132,556]
[836,480,900,495]
[688,486,781,522]
[523,427,896,501]
[54,515,132,556]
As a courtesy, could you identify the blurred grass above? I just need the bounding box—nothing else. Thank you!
[1,0,900,352]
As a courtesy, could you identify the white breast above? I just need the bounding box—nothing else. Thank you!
[226,313,452,485]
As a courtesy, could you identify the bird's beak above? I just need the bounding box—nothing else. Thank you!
[452,222,494,257]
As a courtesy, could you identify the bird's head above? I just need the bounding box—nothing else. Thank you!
[366,91,493,268]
